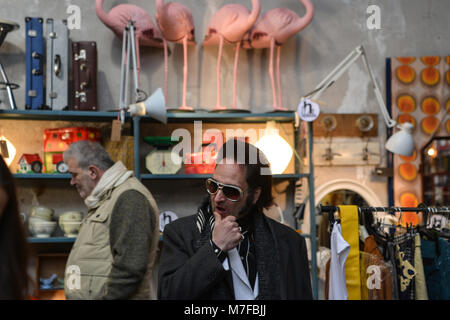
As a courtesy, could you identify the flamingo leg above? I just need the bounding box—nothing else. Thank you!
[275,45,287,111]
[163,39,169,107]
[268,38,278,110]
[232,41,241,109]
[179,35,193,110]
[214,35,226,110]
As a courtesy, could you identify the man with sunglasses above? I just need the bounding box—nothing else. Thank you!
[158,139,312,300]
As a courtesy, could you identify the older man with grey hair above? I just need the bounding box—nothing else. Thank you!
[63,140,159,300]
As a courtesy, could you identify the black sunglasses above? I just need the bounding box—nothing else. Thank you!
[205,178,244,202]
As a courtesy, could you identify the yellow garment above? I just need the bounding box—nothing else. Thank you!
[338,205,361,300]
[414,234,428,300]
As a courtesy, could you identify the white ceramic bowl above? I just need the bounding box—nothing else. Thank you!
[29,220,57,238]
[30,206,54,221]
[58,211,83,224]
[28,216,50,234]
[59,221,82,237]
[28,216,48,224]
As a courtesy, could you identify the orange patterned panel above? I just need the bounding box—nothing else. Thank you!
[398,192,420,227]
[396,65,415,84]
[397,113,416,129]
[446,118,450,133]
[421,56,440,66]
[399,192,419,207]
[421,116,440,135]
[399,149,416,162]
[397,94,416,112]
[396,57,415,64]
[421,96,440,115]
[421,67,440,86]
[398,163,417,181]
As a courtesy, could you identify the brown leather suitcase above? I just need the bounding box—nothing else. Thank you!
[71,41,97,111]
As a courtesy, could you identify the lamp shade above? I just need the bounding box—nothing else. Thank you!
[128,88,166,123]
[385,122,414,156]
[255,121,293,174]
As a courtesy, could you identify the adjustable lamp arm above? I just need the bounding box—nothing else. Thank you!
[302,45,415,156]
[359,46,397,128]
[304,45,397,128]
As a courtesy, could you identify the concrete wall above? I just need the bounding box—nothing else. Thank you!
[1,0,449,222]
[2,0,449,111]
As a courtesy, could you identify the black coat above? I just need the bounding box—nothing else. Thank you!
[158,209,313,300]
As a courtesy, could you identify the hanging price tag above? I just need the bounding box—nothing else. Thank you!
[297,98,320,122]
[160,211,178,232]
[110,119,122,142]
[0,140,9,158]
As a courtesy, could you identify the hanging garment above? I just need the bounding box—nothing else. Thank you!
[319,211,331,249]
[360,235,393,300]
[413,234,428,300]
[394,234,416,300]
[339,205,361,300]
[329,222,350,300]
[421,236,450,300]
[386,240,400,300]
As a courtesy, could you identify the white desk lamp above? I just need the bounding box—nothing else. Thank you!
[303,45,414,156]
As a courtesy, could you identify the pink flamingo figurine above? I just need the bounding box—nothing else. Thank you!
[155,0,196,111]
[95,0,163,80]
[245,0,314,111]
[203,0,260,110]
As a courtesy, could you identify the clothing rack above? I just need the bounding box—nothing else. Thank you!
[319,204,450,300]
[319,205,450,221]
[320,205,450,215]
[319,205,450,233]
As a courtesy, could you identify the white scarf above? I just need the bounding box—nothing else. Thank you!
[84,161,133,209]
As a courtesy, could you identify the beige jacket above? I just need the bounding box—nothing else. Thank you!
[64,176,159,300]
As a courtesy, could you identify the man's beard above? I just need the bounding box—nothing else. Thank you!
[237,190,257,219]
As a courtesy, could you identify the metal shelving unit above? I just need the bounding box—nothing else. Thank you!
[27,237,76,243]
[2,109,318,299]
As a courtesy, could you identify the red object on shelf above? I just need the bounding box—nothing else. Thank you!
[44,127,100,153]
[17,153,44,173]
[184,132,223,174]
[184,152,217,174]
[43,127,100,173]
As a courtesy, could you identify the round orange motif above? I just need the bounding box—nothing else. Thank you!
[400,212,420,227]
[396,65,415,84]
[446,118,450,133]
[399,192,419,207]
[446,69,450,85]
[397,113,416,129]
[398,192,420,226]
[397,94,416,112]
[421,67,440,86]
[421,56,440,66]
[399,149,416,162]
[396,57,415,65]
[421,116,440,135]
[399,163,417,181]
[446,56,450,65]
[421,96,440,115]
